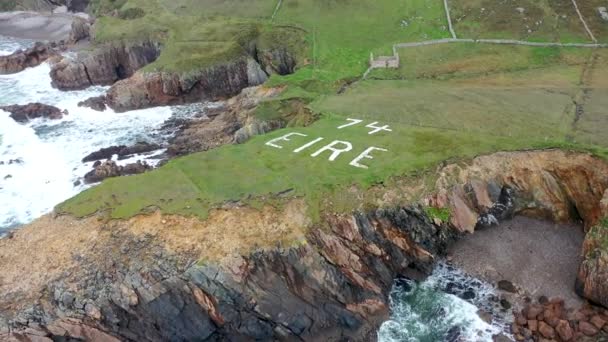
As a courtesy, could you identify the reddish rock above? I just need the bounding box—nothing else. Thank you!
[527,320,538,332]
[0,42,60,74]
[545,315,560,328]
[526,304,544,320]
[538,321,555,339]
[579,321,599,336]
[590,315,606,329]
[556,320,574,341]
[516,314,527,326]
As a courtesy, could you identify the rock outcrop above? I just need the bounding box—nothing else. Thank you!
[166,86,285,156]
[0,103,66,123]
[0,42,62,75]
[77,95,106,111]
[83,160,151,183]
[82,142,160,162]
[576,215,608,309]
[105,56,269,112]
[50,40,161,90]
[2,150,608,341]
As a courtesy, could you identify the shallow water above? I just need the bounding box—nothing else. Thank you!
[0,36,194,233]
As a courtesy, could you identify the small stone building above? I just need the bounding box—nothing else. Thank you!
[369,49,400,69]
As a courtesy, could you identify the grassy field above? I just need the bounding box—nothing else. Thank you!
[449,0,592,42]
[58,52,608,221]
[57,0,608,224]
[367,43,591,80]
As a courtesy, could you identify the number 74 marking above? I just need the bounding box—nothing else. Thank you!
[337,118,392,135]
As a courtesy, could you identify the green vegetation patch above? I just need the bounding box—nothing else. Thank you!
[92,0,308,72]
[449,0,592,42]
[369,43,591,80]
[58,55,608,221]
[425,207,451,222]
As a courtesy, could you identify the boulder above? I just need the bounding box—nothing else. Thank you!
[497,280,517,293]
[590,315,606,329]
[525,304,544,320]
[578,321,599,336]
[555,320,573,341]
[1,103,66,123]
[538,321,555,339]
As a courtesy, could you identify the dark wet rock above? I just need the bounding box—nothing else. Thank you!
[0,41,62,75]
[497,280,517,293]
[1,103,66,123]
[82,142,160,163]
[77,95,106,112]
[82,145,125,162]
[445,326,461,342]
[461,290,475,300]
[83,160,151,183]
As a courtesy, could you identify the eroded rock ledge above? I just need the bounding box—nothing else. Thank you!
[1,150,608,341]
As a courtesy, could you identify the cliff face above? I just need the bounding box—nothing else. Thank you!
[49,40,161,90]
[105,56,268,113]
[2,150,608,341]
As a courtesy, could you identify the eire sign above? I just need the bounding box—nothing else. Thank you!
[265,118,391,169]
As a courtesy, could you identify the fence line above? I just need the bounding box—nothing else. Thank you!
[571,0,597,43]
[443,0,457,39]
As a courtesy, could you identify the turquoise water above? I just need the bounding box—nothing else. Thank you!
[379,262,512,342]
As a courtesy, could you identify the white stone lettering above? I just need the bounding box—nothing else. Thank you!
[265,132,307,149]
[294,137,324,153]
[337,118,363,129]
[311,140,353,161]
[349,146,388,169]
[365,122,392,135]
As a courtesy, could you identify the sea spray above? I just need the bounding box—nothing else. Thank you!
[0,36,178,232]
[378,262,512,342]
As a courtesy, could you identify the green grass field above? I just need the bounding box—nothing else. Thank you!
[58,0,608,224]
[449,0,592,42]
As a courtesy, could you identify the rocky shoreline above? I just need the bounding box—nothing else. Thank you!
[1,150,607,341]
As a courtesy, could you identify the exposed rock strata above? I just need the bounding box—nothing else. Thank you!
[50,40,161,90]
[166,86,288,156]
[105,56,270,112]
[0,103,66,122]
[1,150,608,341]
[0,42,62,75]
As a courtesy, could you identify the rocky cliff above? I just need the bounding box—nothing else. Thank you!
[52,37,300,112]
[50,40,161,90]
[2,150,608,341]
[105,56,268,112]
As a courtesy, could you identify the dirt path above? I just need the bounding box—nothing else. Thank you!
[447,216,586,308]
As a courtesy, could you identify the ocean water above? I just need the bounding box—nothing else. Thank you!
[378,262,512,342]
[0,36,178,233]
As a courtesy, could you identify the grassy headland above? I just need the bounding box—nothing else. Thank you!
[57,0,608,223]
